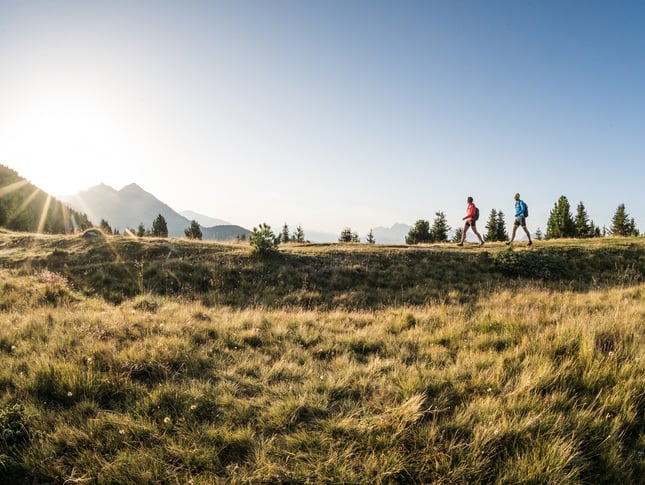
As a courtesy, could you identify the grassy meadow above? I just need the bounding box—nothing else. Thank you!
[0,230,644,483]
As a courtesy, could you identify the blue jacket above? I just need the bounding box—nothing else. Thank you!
[515,199,527,218]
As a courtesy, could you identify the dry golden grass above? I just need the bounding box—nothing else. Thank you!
[1,231,645,482]
[0,263,644,483]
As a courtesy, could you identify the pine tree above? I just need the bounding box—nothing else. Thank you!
[484,209,498,242]
[136,223,146,237]
[339,227,359,243]
[406,219,431,244]
[293,225,305,243]
[546,196,576,239]
[366,229,375,244]
[280,223,290,243]
[99,218,113,235]
[535,228,544,240]
[574,201,591,238]
[151,214,168,238]
[0,198,6,226]
[610,204,630,236]
[495,210,508,241]
[430,211,450,243]
[452,227,463,243]
[249,223,279,255]
[611,207,639,236]
[484,209,507,242]
[184,220,203,240]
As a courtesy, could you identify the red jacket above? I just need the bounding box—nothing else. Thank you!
[466,203,477,221]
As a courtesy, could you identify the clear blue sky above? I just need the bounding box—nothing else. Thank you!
[1,0,644,237]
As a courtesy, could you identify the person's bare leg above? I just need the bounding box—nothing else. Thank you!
[458,223,468,245]
[523,226,532,245]
[507,225,517,244]
[472,226,484,245]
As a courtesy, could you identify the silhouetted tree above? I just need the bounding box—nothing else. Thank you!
[366,228,375,244]
[406,219,431,244]
[185,219,203,240]
[546,196,576,239]
[535,228,544,240]
[136,223,146,237]
[339,227,359,243]
[430,211,450,243]
[0,199,7,226]
[279,223,290,243]
[99,218,113,235]
[151,214,168,238]
[452,227,463,243]
[293,225,305,243]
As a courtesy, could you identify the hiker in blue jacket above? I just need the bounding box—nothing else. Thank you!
[507,193,532,246]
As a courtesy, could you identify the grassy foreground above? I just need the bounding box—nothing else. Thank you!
[0,231,644,483]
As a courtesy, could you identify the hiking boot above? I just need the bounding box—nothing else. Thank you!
[456,242,463,247]
[528,240,533,247]
[478,242,484,247]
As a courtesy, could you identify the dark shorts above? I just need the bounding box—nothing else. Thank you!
[465,220,476,229]
[514,217,526,227]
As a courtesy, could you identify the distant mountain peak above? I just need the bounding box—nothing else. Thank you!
[85,183,117,193]
[120,183,145,192]
[62,182,249,241]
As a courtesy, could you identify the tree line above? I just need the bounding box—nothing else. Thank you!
[544,197,638,238]
[403,196,639,245]
[98,214,205,240]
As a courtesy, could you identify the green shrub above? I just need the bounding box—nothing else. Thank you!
[249,223,279,255]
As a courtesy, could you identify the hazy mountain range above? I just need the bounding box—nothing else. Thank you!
[62,183,412,243]
[2,161,411,243]
[179,210,230,228]
[62,183,250,241]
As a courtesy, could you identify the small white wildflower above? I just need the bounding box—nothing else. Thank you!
[67,392,73,397]
[11,345,16,351]
[119,429,125,435]
[163,416,171,424]
[190,404,198,411]
[493,429,499,435]
[487,388,492,393]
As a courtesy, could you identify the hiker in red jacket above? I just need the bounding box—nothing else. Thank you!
[457,196,484,247]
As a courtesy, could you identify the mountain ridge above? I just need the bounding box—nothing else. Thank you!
[62,183,250,241]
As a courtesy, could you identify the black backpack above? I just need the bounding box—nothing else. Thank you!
[474,207,480,221]
[523,202,529,217]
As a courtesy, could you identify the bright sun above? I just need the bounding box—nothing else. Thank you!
[5,77,131,196]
